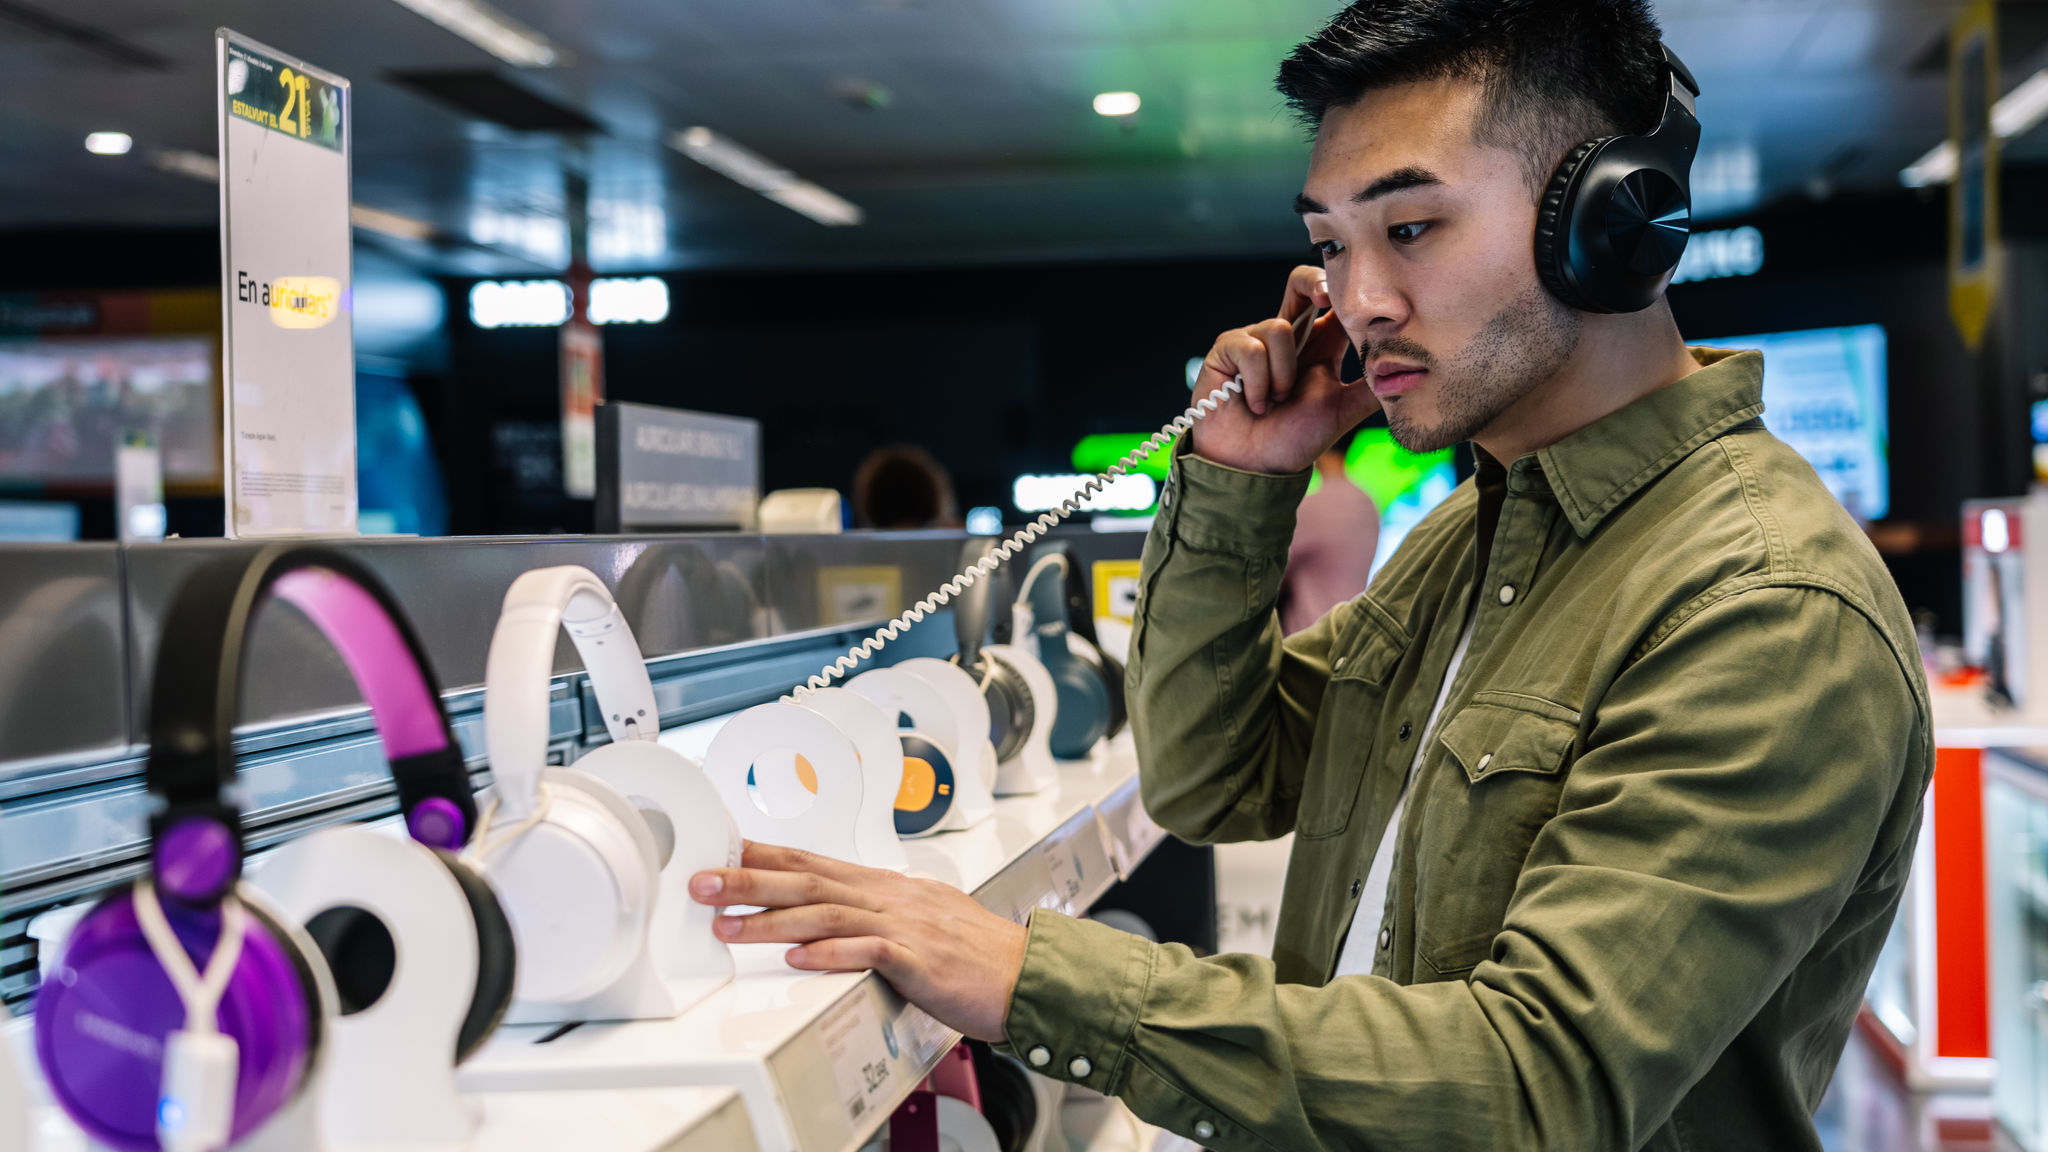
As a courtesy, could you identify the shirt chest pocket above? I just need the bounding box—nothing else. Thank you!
[1294,612,1406,841]
[1412,694,1579,978]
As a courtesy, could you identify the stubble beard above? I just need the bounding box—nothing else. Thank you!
[1378,283,1583,455]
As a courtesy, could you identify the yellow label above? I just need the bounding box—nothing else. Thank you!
[269,276,341,330]
[1093,559,1143,626]
[895,757,937,811]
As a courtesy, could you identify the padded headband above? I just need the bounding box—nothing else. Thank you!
[146,546,475,903]
[954,539,1011,664]
[1019,552,1069,631]
[484,566,659,819]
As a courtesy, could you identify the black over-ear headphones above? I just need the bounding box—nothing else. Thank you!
[953,540,1035,763]
[1534,44,1700,314]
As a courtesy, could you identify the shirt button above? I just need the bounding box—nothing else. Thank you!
[1195,1121,1217,1140]
[1477,753,1493,773]
[1397,721,1413,742]
[1332,656,1347,672]
[1379,925,1393,950]
[1027,1046,1051,1068]
[1068,1055,1093,1079]
[1348,879,1362,899]
[1162,486,1174,508]
[1499,584,1517,606]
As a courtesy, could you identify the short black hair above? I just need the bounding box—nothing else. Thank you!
[1276,0,1669,191]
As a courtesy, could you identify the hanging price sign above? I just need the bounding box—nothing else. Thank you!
[217,29,357,537]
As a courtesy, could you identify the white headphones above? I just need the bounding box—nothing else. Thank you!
[478,567,668,1009]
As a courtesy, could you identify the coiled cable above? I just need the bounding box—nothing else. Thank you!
[787,376,1247,702]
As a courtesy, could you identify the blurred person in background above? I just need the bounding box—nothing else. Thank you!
[1279,427,1380,634]
[851,443,960,529]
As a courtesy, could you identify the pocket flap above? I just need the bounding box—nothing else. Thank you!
[1331,607,1403,685]
[1437,701,1576,784]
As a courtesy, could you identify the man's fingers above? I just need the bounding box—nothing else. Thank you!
[691,865,875,911]
[1282,264,1330,317]
[786,936,913,976]
[1254,317,1301,405]
[1210,330,1272,414]
[738,840,875,886]
[715,903,884,945]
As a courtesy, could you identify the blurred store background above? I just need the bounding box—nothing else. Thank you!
[5,3,2048,1146]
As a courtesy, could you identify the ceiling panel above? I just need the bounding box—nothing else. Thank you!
[0,0,2041,273]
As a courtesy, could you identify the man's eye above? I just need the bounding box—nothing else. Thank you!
[1314,239,1344,260]
[1389,222,1430,244]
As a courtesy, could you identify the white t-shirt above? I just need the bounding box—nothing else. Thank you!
[1331,612,1476,977]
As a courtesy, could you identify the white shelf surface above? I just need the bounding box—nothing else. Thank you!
[460,734,1163,1152]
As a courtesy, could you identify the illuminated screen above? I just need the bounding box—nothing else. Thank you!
[0,337,219,487]
[1696,324,1888,520]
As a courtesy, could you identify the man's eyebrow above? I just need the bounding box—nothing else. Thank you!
[1354,167,1444,204]
[1294,168,1445,216]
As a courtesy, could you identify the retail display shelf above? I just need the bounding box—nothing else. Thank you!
[3,1019,760,1152]
[460,735,1158,1152]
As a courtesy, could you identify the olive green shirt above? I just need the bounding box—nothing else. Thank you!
[1000,349,1932,1150]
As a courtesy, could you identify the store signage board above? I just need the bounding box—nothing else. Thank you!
[594,401,761,531]
[217,29,357,537]
[1947,0,1998,352]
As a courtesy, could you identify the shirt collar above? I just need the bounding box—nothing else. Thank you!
[1525,347,1765,538]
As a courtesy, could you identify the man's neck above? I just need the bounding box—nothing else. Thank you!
[1471,303,1701,463]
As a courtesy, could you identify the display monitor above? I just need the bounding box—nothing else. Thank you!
[0,336,219,489]
[1696,324,1889,521]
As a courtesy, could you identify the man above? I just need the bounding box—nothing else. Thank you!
[689,1,1932,1147]
[1280,428,1381,635]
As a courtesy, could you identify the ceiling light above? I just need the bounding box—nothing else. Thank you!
[469,280,571,328]
[349,204,437,242]
[385,0,558,67]
[1013,473,1157,514]
[148,148,219,182]
[85,132,132,155]
[1093,92,1141,117]
[588,277,669,325]
[1899,65,2048,186]
[667,127,863,226]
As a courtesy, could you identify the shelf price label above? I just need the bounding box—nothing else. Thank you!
[217,30,356,538]
[820,993,896,1126]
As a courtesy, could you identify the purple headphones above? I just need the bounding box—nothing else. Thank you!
[34,545,510,1150]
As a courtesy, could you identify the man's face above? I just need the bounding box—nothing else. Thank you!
[1298,79,1582,454]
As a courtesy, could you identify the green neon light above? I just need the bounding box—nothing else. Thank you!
[1343,428,1453,509]
[1071,433,1176,482]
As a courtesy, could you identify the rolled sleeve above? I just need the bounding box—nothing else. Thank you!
[1160,449,1311,557]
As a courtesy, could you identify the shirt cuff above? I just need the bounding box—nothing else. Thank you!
[999,909,1156,1093]
[1160,441,1312,557]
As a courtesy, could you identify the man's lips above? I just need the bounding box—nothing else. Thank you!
[1369,365,1427,398]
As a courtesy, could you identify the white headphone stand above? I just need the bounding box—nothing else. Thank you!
[569,743,741,1013]
[251,824,483,1151]
[702,702,868,865]
[981,643,1059,797]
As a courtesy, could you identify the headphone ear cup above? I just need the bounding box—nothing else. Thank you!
[979,658,1035,763]
[1097,648,1127,740]
[430,852,516,1062]
[1534,138,1607,312]
[1045,657,1109,760]
[893,734,957,837]
[35,883,318,1149]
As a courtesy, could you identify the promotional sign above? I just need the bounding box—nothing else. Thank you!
[561,319,602,499]
[1948,0,1999,351]
[592,401,761,531]
[217,30,356,536]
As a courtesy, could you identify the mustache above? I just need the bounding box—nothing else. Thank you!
[1359,337,1433,368]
